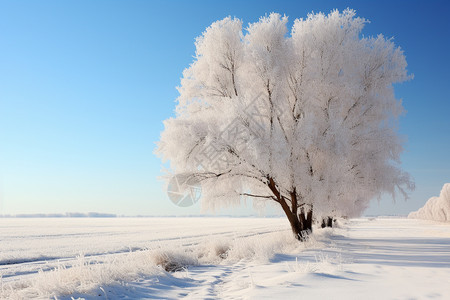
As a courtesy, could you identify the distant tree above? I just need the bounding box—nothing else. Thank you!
[156,10,414,240]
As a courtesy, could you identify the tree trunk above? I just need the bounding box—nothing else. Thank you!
[321,216,333,228]
[266,176,312,241]
[288,217,302,240]
[327,216,333,227]
[298,208,313,236]
[279,201,313,241]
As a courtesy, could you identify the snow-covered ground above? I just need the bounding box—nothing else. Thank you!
[1,217,449,299]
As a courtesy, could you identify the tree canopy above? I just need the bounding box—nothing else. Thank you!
[156,9,414,239]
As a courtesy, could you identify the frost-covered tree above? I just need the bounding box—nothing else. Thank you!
[156,9,414,240]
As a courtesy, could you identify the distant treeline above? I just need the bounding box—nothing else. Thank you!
[0,213,285,218]
[0,212,117,218]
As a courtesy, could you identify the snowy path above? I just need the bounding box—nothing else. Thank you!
[1,218,450,299]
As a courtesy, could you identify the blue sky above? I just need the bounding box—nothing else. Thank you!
[0,0,449,216]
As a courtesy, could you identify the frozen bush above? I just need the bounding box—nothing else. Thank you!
[150,249,198,272]
[409,183,450,222]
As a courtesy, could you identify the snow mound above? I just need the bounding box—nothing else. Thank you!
[408,183,450,222]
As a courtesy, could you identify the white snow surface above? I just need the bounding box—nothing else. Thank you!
[409,183,450,222]
[1,217,450,299]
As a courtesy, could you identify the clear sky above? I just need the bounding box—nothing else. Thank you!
[0,0,449,216]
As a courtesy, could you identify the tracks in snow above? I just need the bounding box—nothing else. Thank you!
[0,227,287,283]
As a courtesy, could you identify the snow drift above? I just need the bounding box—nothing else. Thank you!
[408,183,450,222]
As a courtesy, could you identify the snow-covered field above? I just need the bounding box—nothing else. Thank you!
[1,217,449,299]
